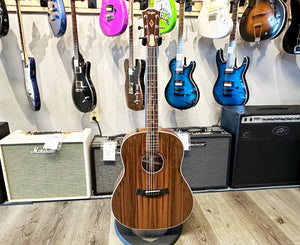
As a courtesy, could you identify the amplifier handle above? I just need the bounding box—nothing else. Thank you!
[257,106,289,110]
[190,143,206,147]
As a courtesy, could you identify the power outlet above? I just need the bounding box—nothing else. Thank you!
[90,108,99,122]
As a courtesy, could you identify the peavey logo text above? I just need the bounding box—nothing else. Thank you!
[30,147,56,154]
[272,126,290,136]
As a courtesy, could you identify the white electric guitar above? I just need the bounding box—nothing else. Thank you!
[198,0,233,39]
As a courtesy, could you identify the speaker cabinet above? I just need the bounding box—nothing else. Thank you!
[0,129,92,202]
[91,135,123,195]
[0,122,9,204]
[177,127,231,190]
[221,105,300,188]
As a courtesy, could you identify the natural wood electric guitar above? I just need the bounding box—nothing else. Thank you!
[112,9,193,231]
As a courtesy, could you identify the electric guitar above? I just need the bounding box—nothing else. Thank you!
[0,0,9,37]
[239,0,287,42]
[283,0,300,54]
[197,0,232,39]
[150,0,177,34]
[112,9,193,231]
[124,0,145,111]
[16,0,41,111]
[165,0,199,110]
[213,0,250,106]
[99,0,128,36]
[71,0,97,113]
[47,0,66,37]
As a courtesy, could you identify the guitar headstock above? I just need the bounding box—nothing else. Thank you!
[141,9,162,47]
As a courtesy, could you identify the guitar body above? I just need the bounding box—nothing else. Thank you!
[0,0,9,37]
[165,58,199,110]
[23,57,41,111]
[112,128,193,230]
[124,58,145,111]
[197,0,233,39]
[239,0,287,42]
[99,0,128,36]
[213,49,249,106]
[150,0,177,34]
[283,0,300,54]
[71,56,97,113]
[47,0,67,37]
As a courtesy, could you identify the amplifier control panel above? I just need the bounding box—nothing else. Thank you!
[241,115,300,124]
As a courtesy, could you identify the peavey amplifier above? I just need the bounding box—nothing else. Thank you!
[0,122,9,204]
[91,135,124,195]
[0,129,92,202]
[174,126,232,190]
[221,105,300,188]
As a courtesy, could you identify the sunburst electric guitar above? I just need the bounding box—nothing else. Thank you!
[112,9,193,231]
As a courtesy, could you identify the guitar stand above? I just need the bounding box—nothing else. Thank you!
[115,220,182,245]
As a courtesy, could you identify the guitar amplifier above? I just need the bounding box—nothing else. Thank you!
[175,126,232,190]
[0,129,92,202]
[91,135,124,195]
[221,105,300,188]
[0,122,9,204]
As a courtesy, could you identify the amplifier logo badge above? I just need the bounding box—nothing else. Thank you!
[30,147,56,154]
[272,126,290,136]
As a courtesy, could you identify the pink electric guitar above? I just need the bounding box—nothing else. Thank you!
[99,0,128,36]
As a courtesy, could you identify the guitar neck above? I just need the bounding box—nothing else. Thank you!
[70,0,80,63]
[226,0,239,71]
[146,46,159,153]
[176,2,185,72]
[128,0,135,69]
[15,0,29,67]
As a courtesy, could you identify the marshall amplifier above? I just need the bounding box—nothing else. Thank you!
[221,105,300,188]
[0,122,9,204]
[91,135,124,195]
[174,126,232,190]
[0,129,92,202]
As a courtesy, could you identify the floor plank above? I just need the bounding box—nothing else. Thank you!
[0,188,299,244]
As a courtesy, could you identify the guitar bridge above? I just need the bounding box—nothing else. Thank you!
[136,188,169,198]
[106,14,114,21]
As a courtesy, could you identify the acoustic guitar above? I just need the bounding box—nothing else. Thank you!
[239,0,287,42]
[0,0,9,37]
[112,9,193,231]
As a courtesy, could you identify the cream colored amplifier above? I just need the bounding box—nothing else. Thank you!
[0,129,92,202]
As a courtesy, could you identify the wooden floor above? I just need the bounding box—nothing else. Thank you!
[0,188,299,244]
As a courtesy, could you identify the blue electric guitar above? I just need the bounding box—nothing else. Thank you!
[213,0,249,106]
[165,0,199,110]
[16,0,41,111]
[47,0,66,37]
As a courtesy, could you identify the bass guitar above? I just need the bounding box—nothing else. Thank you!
[213,0,250,106]
[70,0,97,113]
[124,0,145,111]
[150,0,177,34]
[165,0,199,110]
[197,0,233,39]
[239,0,287,42]
[16,0,41,111]
[99,0,128,36]
[0,0,9,37]
[112,9,193,232]
[47,0,66,37]
[283,0,300,54]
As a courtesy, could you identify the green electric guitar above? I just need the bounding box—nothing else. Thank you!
[150,0,177,34]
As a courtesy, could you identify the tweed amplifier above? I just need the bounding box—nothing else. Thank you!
[221,105,300,188]
[91,135,124,195]
[0,122,9,204]
[0,129,92,202]
[174,126,232,190]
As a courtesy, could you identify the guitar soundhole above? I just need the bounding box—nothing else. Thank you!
[141,153,164,173]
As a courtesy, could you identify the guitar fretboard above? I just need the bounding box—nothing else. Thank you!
[146,46,159,153]
[70,0,80,63]
[128,0,135,69]
[176,2,185,72]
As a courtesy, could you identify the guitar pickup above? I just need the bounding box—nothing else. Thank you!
[223,93,232,97]
[175,80,184,86]
[106,14,114,21]
[224,81,234,87]
[106,4,114,12]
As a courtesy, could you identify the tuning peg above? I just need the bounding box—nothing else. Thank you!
[139,37,147,46]
[138,26,144,30]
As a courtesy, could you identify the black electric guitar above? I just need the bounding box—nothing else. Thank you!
[16,0,41,111]
[0,0,9,37]
[283,0,300,54]
[124,0,145,111]
[70,0,97,113]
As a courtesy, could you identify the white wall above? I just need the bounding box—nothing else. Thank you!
[0,13,299,137]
